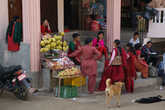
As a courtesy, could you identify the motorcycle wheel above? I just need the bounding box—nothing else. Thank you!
[14,84,29,100]
[0,89,3,96]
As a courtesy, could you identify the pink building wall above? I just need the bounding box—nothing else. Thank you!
[22,0,41,72]
[0,0,9,40]
[107,0,121,51]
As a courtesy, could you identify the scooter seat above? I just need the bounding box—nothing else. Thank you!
[0,65,22,76]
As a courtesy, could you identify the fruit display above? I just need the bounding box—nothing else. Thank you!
[40,33,69,53]
[58,67,81,77]
[50,57,75,70]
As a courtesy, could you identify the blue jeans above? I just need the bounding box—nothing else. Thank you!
[21,79,31,89]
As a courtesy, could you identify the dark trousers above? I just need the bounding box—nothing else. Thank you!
[147,55,159,66]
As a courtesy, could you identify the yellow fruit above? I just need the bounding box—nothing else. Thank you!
[59,46,62,50]
[52,38,56,42]
[57,40,61,45]
[46,39,50,44]
[63,48,67,51]
[59,36,62,40]
[60,32,65,36]
[51,42,56,48]
[56,46,62,50]
[40,41,45,47]
[44,40,48,44]
[54,35,57,38]
[40,48,44,53]
[46,44,51,49]
[63,46,69,51]
[45,48,49,52]
[57,36,62,40]
[63,41,67,46]
[59,41,63,45]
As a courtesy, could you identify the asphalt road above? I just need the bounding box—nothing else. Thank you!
[0,90,165,110]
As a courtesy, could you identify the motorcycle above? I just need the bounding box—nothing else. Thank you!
[0,65,32,100]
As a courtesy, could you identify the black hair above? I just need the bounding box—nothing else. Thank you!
[135,43,142,50]
[126,43,136,55]
[134,32,139,36]
[72,33,80,39]
[96,31,104,47]
[97,31,104,38]
[147,41,152,44]
[114,39,122,55]
[85,38,93,45]
[91,15,97,20]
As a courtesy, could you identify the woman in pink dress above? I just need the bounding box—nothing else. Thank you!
[69,38,101,94]
[98,40,127,91]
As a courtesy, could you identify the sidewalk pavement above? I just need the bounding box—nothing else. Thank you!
[0,87,165,110]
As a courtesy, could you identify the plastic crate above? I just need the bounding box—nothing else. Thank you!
[64,76,86,87]
[54,86,78,98]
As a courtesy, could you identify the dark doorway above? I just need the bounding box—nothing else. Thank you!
[64,0,80,30]
[8,0,22,22]
[40,0,58,32]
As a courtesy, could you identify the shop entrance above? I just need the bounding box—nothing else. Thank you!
[40,0,58,32]
[121,0,148,44]
[64,0,80,31]
[64,0,107,32]
[8,0,22,22]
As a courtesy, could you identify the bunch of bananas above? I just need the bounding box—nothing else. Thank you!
[40,33,69,53]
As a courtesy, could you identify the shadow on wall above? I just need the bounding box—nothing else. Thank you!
[0,39,31,75]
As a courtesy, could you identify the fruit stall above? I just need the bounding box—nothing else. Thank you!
[40,32,85,98]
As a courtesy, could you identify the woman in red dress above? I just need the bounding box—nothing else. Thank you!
[41,19,51,35]
[69,38,101,94]
[134,43,148,78]
[125,43,136,93]
[98,40,127,91]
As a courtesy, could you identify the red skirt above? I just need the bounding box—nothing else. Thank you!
[98,60,125,91]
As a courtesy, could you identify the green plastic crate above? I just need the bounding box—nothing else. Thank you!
[54,86,78,98]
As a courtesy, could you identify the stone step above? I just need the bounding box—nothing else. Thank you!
[95,76,161,92]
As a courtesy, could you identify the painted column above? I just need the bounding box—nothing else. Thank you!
[58,0,64,32]
[0,0,8,40]
[107,0,121,51]
[22,0,41,72]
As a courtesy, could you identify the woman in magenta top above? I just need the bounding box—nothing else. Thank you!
[92,31,108,59]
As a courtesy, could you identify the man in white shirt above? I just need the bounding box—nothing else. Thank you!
[129,32,140,47]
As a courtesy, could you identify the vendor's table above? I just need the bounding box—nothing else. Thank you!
[41,58,84,97]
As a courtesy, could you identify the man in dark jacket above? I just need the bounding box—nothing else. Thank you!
[141,41,158,66]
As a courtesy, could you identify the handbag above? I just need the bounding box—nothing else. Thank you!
[111,49,122,66]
